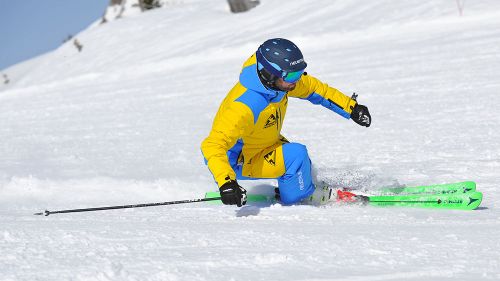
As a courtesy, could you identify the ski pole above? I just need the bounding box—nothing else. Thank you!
[34,197,221,216]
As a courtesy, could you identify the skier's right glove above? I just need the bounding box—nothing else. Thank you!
[219,180,247,207]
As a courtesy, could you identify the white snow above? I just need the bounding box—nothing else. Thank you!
[1,0,500,280]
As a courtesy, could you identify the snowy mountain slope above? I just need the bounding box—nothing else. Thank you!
[1,0,500,280]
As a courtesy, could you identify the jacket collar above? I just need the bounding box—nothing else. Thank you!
[238,54,287,103]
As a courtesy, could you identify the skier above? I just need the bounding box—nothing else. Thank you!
[201,38,371,207]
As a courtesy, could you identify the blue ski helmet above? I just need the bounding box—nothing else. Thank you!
[256,38,307,89]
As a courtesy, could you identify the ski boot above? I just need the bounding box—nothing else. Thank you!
[305,186,334,206]
[274,186,333,206]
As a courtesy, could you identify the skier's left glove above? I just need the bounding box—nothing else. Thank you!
[350,103,371,127]
[219,180,247,207]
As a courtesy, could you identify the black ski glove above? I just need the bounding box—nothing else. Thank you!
[350,103,371,127]
[219,180,247,207]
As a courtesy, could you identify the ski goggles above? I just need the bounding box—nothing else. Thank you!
[282,70,304,83]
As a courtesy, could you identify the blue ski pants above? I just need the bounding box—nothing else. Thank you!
[232,142,315,204]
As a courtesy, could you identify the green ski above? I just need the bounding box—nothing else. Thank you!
[367,191,483,210]
[378,181,476,195]
[204,182,483,210]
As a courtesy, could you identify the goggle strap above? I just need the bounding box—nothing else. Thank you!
[256,50,284,78]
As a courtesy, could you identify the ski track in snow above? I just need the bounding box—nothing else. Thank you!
[1,0,500,280]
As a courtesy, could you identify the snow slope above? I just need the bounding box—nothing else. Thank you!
[1,0,500,280]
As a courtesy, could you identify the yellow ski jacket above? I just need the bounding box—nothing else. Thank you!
[201,54,357,187]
